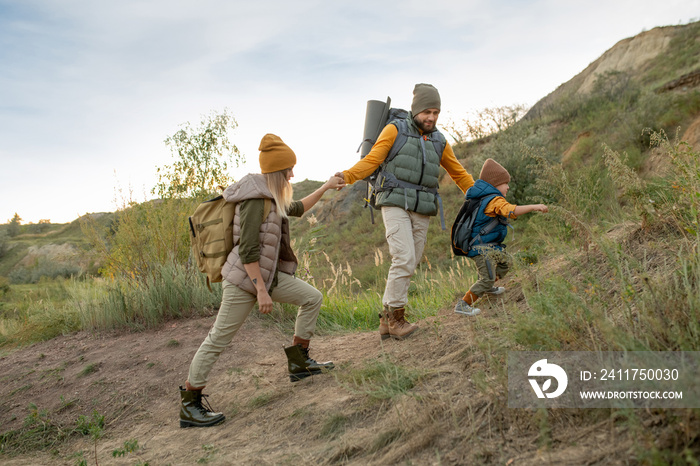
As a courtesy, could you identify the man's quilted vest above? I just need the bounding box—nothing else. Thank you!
[374,115,443,216]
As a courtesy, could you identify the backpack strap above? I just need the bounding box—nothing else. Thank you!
[468,195,510,249]
[386,118,446,165]
[468,217,502,248]
[385,119,409,164]
[429,130,446,165]
[375,171,446,230]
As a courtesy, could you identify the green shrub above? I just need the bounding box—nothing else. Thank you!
[8,257,81,284]
[74,261,221,331]
[0,230,9,259]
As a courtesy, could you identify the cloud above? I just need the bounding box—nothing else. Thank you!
[1,0,698,223]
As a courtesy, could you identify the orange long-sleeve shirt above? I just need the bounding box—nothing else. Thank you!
[343,124,475,193]
[484,196,519,220]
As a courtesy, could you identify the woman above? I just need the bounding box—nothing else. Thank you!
[179,133,345,428]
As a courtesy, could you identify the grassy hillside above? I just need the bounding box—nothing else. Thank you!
[0,21,699,464]
[286,22,700,292]
[0,214,113,279]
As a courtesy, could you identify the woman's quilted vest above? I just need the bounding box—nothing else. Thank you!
[221,174,297,294]
[374,116,443,216]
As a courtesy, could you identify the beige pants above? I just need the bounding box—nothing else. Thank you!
[188,272,323,387]
[381,206,430,308]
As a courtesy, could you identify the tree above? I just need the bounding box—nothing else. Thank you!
[7,213,22,237]
[84,109,245,282]
[154,109,244,200]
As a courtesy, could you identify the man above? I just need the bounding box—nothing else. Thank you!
[335,83,475,340]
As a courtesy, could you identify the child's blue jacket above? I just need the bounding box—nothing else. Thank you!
[465,179,509,257]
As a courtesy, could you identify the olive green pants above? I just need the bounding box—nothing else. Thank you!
[188,273,323,387]
[469,251,511,297]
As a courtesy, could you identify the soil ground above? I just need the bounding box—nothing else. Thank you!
[0,284,642,465]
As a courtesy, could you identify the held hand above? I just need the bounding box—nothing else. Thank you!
[535,204,549,213]
[325,174,346,191]
[257,289,273,314]
[333,172,346,191]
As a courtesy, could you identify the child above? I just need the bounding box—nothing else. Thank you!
[454,158,548,316]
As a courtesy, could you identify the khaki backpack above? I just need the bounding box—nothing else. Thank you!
[188,194,271,290]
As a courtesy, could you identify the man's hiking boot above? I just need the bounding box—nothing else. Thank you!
[454,300,481,316]
[378,312,390,340]
[179,386,225,428]
[284,337,334,382]
[385,307,418,340]
[485,286,505,295]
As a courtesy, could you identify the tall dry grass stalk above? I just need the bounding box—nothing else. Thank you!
[70,262,220,331]
[267,246,477,334]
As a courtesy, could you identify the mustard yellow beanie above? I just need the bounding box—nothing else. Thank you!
[258,134,296,174]
[479,158,511,187]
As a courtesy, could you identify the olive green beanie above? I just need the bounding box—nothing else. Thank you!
[411,83,441,116]
[258,134,297,174]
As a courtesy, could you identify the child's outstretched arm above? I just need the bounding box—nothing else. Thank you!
[512,204,549,216]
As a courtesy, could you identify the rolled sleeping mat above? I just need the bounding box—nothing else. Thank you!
[359,97,391,158]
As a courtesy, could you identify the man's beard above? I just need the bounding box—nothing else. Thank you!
[414,118,435,133]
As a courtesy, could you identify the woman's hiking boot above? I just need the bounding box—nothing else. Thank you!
[386,306,418,340]
[378,311,390,340]
[284,336,335,382]
[179,386,225,428]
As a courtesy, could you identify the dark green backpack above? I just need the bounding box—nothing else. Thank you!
[188,195,270,290]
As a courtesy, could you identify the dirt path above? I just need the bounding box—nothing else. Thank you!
[0,309,442,465]
[0,297,635,465]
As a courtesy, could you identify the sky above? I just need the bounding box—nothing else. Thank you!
[1,1,698,224]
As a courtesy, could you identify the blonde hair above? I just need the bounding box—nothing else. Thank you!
[264,169,294,218]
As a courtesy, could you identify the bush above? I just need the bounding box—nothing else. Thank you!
[0,230,9,258]
[81,197,197,283]
[8,258,82,284]
[74,261,221,331]
[478,121,555,207]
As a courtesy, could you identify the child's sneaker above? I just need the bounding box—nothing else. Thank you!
[454,300,481,316]
[485,286,505,295]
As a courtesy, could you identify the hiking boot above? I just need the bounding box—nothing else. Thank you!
[454,300,481,316]
[179,386,225,428]
[378,311,390,340]
[284,344,335,382]
[485,286,505,295]
[387,307,418,340]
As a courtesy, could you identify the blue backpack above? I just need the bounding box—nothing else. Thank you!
[451,194,508,256]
